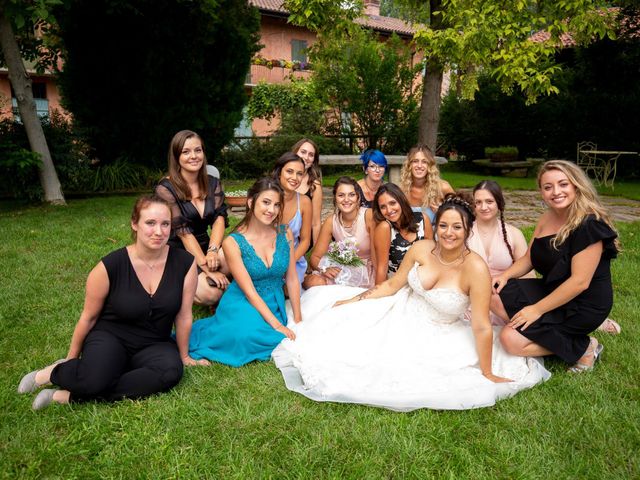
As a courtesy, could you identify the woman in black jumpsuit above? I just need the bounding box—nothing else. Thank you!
[494,160,619,373]
[18,195,203,410]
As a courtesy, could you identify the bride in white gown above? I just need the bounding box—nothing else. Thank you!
[273,194,550,411]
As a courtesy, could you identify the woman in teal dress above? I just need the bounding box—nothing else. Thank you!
[188,178,301,367]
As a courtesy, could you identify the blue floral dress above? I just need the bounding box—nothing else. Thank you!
[188,228,290,366]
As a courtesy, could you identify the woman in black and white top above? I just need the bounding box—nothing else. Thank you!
[372,183,433,284]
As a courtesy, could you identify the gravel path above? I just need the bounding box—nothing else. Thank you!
[319,188,640,228]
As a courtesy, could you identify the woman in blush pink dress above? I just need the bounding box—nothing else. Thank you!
[303,177,376,289]
[468,180,531,325]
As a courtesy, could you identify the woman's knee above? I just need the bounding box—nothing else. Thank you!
[500,327,524,356]
[195,278,223,306]
[303,274,327,289]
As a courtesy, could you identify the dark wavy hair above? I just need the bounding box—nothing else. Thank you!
[271,151,306,187]
[372,183,417,233]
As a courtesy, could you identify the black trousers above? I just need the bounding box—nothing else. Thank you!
[50,329,183,403]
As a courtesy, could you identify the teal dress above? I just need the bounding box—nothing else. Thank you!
[188,229,289,366]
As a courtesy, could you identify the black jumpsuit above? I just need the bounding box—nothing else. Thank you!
[51,247,194,402]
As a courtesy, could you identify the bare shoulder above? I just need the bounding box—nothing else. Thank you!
[506,223,526,240]
[464,251,490,276]
[300,193,312,208]
[222,234,240,250]
[375,219,391,234]
[411,239,435,262]
[440,179,454,193]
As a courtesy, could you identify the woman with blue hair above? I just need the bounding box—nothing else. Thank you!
[355,149,387,208]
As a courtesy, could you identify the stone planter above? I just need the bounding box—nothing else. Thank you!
[488,152,518,163]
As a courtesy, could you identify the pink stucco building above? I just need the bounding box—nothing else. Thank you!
[1,0,418,135]
[247,0,419,135]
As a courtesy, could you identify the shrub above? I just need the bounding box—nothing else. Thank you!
[0,120,43,200]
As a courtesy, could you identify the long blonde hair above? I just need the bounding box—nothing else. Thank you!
[538,160,619,251]
[400,145,443,209]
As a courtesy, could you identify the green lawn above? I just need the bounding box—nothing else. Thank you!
[1,195,639,478]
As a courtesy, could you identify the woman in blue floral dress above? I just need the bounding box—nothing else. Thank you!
[188,178,302,366]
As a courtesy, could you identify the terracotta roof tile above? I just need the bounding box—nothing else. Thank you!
[249,0,287,14]
[248,0,415,36]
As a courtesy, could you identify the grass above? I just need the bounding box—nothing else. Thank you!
[1,195,639,478]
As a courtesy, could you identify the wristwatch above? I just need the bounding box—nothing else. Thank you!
[207,245,219,253]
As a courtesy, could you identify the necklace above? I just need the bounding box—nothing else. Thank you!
[134,247,162,270]
[434,246,464,266]
[338,211,357,234]
[362,178,379,198]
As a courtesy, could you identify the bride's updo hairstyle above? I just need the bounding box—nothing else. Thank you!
[234,177,284,232]
[434,192,476,244]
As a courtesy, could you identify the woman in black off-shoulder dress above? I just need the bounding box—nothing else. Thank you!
[494,160,619,373]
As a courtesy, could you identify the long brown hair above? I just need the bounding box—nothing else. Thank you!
[167,130,209,201]
[372,183,417,233]
[234,178,285,233]
[291,138,322,194]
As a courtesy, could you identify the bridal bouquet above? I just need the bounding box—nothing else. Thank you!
[319,239,370,287]
[327,239,364,267]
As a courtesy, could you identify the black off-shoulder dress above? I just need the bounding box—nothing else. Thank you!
[499,215,617,363]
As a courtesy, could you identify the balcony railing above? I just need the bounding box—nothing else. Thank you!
[245,64,312,86]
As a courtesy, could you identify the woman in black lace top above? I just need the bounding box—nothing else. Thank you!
[155,130,229,306]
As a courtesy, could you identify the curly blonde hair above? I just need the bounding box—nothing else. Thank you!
[538,160,619,251]
[400,145,443,209]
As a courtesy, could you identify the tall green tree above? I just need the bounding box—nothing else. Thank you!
[310,29,420,151]
[53,0,260,167]
[285,0,615,152]
[0,0,65,204]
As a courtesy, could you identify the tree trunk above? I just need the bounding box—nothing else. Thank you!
[0,12,65,204]
[417,0,445,153]
[417,59,443,153]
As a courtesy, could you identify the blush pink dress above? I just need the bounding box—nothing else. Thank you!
[467,222,517,326]
[321,208,375,288]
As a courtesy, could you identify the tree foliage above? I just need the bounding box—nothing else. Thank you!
[284,0,616,150]
[0,0,62,72]
[439,33,640,174]
[53,0,260,167]
[310,29,420,151]
[0,0,65,203]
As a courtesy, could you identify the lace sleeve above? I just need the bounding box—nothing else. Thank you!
[155,182,192,236]
[208,176,229,228]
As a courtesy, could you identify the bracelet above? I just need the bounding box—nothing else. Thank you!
[207,245,219,253]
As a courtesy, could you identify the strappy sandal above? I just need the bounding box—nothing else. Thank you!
[596,318,621,335]
[568,338,603,373]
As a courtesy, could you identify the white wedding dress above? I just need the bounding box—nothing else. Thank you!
[273,264,550,411]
